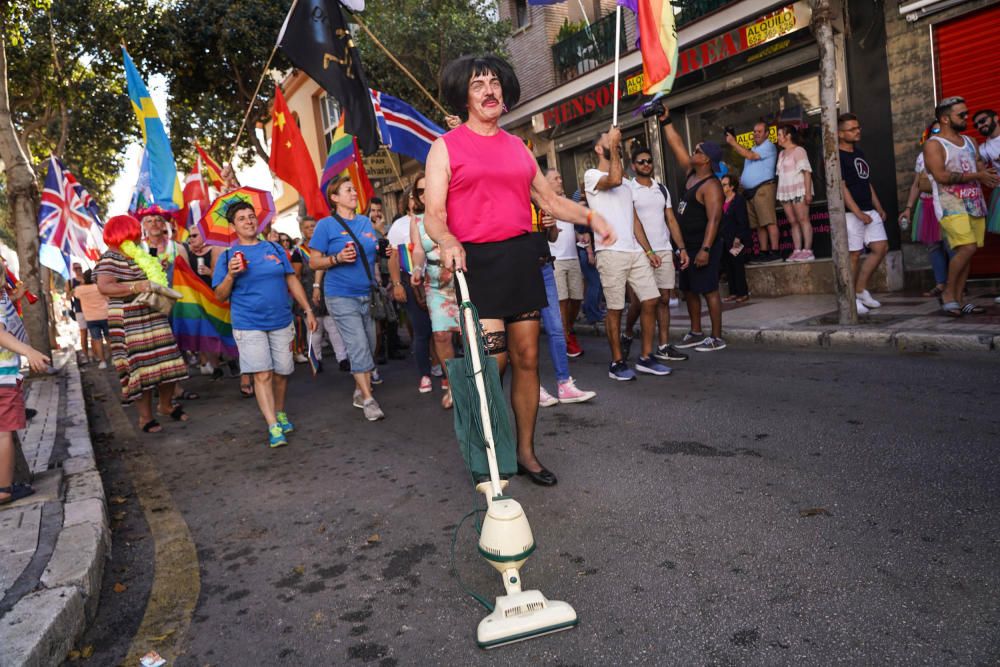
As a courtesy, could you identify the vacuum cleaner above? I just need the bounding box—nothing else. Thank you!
[449,270,578,649]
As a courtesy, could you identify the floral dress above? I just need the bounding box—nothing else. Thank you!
[416,216,459,333]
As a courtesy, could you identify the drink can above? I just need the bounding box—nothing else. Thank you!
[899,216,910,232]
[233,251,247,271]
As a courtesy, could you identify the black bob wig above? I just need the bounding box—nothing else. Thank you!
[439,55,521,120]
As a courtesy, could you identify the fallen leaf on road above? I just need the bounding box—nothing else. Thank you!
[110,496,128,505]
[799,507,831,517]
[367,533,381,544]
[66,649,80,661]
[150,629,175,642]
[113,512,126,521]
[80,645,94,658]
[316,524,326,534]
[293,565,305,575]
[113,582,127,593]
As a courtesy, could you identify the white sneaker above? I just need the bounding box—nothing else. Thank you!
[371,369,383,385]
[353,389,364,408]
[199,363,214,375]
[362,398,385,421]
[557,377,596,404]
[294,353,308,364]
[418,376,433,393]
[669,297,679,308]
[98,361,107,370]
[855,298,870,315]
[857,290,881,309]
[538,386,559,407]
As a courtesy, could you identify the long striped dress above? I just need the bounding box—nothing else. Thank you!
[93,250,188,401]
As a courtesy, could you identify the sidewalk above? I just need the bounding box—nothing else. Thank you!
[0,353,107,667]
[577,289,1000,354]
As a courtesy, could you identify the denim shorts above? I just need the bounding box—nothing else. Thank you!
[86,319,110,339]
[234,322,295,375]
[326,295,375,374]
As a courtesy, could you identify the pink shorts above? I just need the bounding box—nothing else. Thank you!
[0,381,26,432]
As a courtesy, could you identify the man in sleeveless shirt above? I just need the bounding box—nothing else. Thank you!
[837,114,889,316]
[923,97,999,316]
[658,107,727,351]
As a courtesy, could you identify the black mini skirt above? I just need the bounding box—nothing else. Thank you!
[459,233,547,320]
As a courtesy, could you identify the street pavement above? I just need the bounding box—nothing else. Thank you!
[75,340,1000,666]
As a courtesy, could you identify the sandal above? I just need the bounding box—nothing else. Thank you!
[163,406,188,422]
[941,301,963,318]
[240,382,255,399]
[176,390,200,400]
[141,419,162,433]
[0,484,35,505]
[961,303,986,315]
[923,285,944,298]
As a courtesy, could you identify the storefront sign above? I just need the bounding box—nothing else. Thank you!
[534,2,810,131]
[362,152,400,179]
[734,125,778,149]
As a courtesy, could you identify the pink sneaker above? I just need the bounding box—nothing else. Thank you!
[799,249,815,261]
[785,249,803,262]
[418,376,432,393]
[539,386,559,407]
[557,377,596,404]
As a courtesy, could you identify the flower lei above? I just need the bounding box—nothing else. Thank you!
[120,240,168,287]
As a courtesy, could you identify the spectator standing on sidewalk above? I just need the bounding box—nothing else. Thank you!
[720,174,751,303]
[624,146,689,363]
[727,122,780,263]
[545,170,586,359]
[775,126,814,262]
[67,262,90,362]
[923,97,999,317]
[586,128,671,380]
[838,113,889,316]
[972,108,1000,236]
[292,216,349,372]
[72,271,110,369]
[213,202,317,446]
[900,122,949,299]
[660,108,727,351]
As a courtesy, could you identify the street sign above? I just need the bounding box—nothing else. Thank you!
[363,152,400,179]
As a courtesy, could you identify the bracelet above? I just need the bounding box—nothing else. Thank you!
[645,250,655,257]
[392,281,403,287]
[586,210,594,225]
[312,283,320,288]
[677,247,686,252]
[330,255,338,267]
[660,116,672,126]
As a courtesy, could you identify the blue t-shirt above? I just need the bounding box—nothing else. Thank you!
[212,241,294,331]
[310,214,378,298]
[739,138,778,189]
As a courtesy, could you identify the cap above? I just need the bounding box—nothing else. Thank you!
[700,141,724,172]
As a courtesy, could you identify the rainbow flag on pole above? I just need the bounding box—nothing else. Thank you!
[630,0,679,96]
[171,255,238,357]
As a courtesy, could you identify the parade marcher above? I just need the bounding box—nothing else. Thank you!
[727,121,780,263]
[973,108,1000,238]
[212,201,317,447]
[922,98,999,316]
[720,174,752,303]
[775,125,814,262]
[368,196,405,365]
[95,215,191,433]
[838,113,889,316]
[425,54,615,485]
[309,176,386,421]
[659,107,727,351]
[185,227,226,377]
[624,147,689,363]
[410,174,459,409]
[586,128,670,380]
[545,170,586,358]
[72,270,110,369]
[292,216,350,373]
[901,122,949,298]
[388,187,437,392]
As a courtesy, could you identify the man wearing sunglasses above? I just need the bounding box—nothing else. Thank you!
[973,109,1000,301]
[924,96,999,317]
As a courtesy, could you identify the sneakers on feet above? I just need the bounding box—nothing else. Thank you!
[371,369,383,385]
[276,411,294,434]
[695,336,727,352]
[799,249,815,261]
[653,344,689,362]
[857,289,881,309]
[855,298,870,315]
[418,375,433,393]
[539,386,559,407]
[785,250,803,262]
[676,331,706,349]
[668,297,679,308]
[98,361,107,369]
[353,389,364,408]
[636,356,672,375]
[430,364,444,377]
[199,363,215,375]
[620,334,633,360]
[608,360,636,381]
[268,424,288,448]
[363,398,385,421]
[566,333,583,358]
[294,353,308,364]
[557,377,596,403]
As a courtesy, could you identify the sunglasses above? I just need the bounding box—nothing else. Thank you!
[693,144,704,155]
[633,158,653,166]
[955,111,969,119]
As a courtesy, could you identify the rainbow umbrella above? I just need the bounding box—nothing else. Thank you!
[197,186,275,247]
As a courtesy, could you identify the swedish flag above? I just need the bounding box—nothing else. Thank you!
[122,47,183,210]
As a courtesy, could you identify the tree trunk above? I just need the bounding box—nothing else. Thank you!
[811,0,857,325]
[0,35,52,354]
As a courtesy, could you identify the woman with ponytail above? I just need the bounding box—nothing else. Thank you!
[95,214,189,433]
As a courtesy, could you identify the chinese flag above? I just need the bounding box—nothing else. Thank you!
[268,85,330,218]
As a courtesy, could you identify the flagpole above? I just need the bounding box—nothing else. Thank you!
[348,12,449,118]
[612,5,622,127]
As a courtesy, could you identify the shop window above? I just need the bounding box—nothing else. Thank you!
[513,0,530,29]
[565,124,654,198]
[319,94,341,151]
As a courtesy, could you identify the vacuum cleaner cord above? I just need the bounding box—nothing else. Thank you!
[450,508,495,612]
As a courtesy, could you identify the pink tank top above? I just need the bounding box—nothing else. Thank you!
[442,125,537,243]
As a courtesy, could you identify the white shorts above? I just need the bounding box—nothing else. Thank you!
[595,250,659,311]
[553,259,584,301]
[652,250,676,290]
[234,322,295,375]
[846,210,888,252]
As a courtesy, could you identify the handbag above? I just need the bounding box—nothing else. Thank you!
[133,281,182,316]
[331,213,397,324]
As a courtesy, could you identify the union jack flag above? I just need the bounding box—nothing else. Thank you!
[38,155,106,276]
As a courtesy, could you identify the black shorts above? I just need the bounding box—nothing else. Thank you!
[460,234,547,320]
[678,238,723,295]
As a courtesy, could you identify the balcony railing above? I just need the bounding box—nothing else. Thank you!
[675,0,738,28]
[552,11,628,85]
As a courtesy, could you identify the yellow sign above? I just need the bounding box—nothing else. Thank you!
[363,152,400,179]
[734,125,778,149]
[625,72,645,97]
[745,7,797,48]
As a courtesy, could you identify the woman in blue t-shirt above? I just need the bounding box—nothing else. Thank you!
[309,176,384,422]
[213,201,317,448]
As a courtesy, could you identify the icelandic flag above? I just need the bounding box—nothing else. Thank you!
[369,90,444,164]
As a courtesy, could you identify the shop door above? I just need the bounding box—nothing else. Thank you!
[935,4,1000,276]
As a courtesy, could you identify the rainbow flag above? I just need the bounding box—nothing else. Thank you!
[397,243,414,274]
[321,114,375,214]
[633,0,679,96]
[195,142,225,190]
[171,255,238,357]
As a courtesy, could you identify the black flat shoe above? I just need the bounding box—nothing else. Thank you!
[517,462,557,486]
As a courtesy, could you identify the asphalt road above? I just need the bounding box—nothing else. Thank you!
[75,341,1000,666]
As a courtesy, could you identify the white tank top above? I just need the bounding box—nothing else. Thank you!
[927,135,987,220]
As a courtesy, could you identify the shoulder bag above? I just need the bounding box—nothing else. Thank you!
[330,213,397,324]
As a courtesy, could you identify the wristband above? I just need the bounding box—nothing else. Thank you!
[586,210,594,225]
[660,116,672,126]
[312,283,320,288]
[702,246,711,252]
[677,247,686,253]
[645,250,655,257]
[330,255,338,267]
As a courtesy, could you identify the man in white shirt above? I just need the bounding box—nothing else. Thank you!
[973,108,1000,305]
[545,170,586,358]
[625,146,689,363]
[585,127,670,381]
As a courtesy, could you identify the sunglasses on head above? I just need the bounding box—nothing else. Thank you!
[633,158,653,166]
[693,144,704,155]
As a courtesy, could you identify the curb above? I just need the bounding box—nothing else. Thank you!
[0,355,108,667]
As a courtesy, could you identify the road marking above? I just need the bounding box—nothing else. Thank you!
[95,373,201,665]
